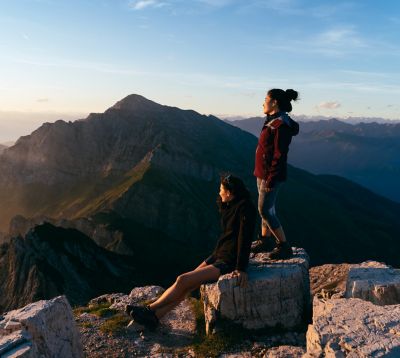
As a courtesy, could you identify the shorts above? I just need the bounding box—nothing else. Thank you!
[204,254,235,275]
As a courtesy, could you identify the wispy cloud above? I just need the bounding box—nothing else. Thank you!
[196,0,235,7]
[129,0,168,10]
[257,24,379,58]
[309,2,358,18]
[316,101,341,109]
[315,27,364,47]
[237,0,302,15]
[310,26,367,56]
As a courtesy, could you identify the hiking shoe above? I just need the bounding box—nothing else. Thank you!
[265,241,293,260]
[251,234,276,253]
[125,304,159,330]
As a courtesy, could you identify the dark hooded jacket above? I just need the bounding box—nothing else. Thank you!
[208,193,256,272]
[253,111,299,189]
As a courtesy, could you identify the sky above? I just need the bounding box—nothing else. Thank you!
[1,0,400,141]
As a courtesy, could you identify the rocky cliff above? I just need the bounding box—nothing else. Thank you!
[0,222,138,313]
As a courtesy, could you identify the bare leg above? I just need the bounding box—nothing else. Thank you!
[148,260,208,310]
[149,265,220,319]
[261,225,272,237]
[152,291,190,319]
[269,225,287,243]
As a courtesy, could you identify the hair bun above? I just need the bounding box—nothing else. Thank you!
[285,89,298,101]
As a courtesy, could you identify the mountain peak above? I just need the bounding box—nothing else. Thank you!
[109,94,164,112]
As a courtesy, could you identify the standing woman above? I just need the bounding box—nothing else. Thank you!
[251,89,300,259]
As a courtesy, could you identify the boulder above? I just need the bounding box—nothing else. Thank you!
[345,260,400,305]
[200,247,310,334]
[87,285,165,311]
[305,297,400,357]
[88,285,197,339]
[0,295,83,357]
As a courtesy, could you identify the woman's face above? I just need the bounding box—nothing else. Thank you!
[219,184,232,202]
[263,94,278,115]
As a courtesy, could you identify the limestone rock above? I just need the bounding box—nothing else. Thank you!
[90,285,197,339]
[345,260,400,305]
[87,285,165,311]
[0,295,83,357]
[159,297,197,338]
[263,345,306,357]
[218,346,306,358]
[200,247,310,334]
[309,263,351,299]
[305,297,400,357]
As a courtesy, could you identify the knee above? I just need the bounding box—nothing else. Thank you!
[175,273,190,289]
[259,204,276,221]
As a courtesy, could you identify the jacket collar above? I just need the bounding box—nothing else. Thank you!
[266,111,285,121]
[217,195,245,212]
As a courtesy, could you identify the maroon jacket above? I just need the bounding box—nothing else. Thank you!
[253,111,299,189]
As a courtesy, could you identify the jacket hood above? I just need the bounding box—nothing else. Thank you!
[280,112,300,136]
[216,194,249,213]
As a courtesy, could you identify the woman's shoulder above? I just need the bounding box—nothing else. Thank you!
[236,197,257,216]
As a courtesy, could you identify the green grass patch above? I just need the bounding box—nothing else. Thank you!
[73,302,118,318]
[99,313,131,335]
[187,298,252,358]
[79,322,94,329]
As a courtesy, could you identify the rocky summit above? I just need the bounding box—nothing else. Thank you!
[2,255,400,357]
[200,248,310,334]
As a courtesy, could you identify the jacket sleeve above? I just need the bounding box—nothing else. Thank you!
[265,125,291,189]
[235,206,256,272]
[205,252,217,264]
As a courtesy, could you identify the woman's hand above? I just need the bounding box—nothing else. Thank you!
[231,270,248,288]
[265,187,274,192]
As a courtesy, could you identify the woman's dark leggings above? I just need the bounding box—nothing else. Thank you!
[256,178,283,230]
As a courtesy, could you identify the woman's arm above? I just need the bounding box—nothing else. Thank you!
[266,125,291,189]
[235,206,256,272]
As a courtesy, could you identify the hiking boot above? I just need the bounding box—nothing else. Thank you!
[265,241,293,260]
[125,304,159,330]
[251,234,276,253]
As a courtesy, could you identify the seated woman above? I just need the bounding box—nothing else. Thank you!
[125,173,257,330]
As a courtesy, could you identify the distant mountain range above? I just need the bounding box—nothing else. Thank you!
[1,95,400,311]
[228,117,400,203]
[223,114,400,124]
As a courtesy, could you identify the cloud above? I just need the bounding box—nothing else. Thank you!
[256,24,375,58]
[317,101,341,110]
[309,26,367,56]
[129,0,168,10]
[310,2,357,18]
[237,0,302,15]
[196,0,235,7]
[316,27,364,47]
[36,98,49,103]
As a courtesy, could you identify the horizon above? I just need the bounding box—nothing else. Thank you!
[1,0,400,141]
[1,93,399,143]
